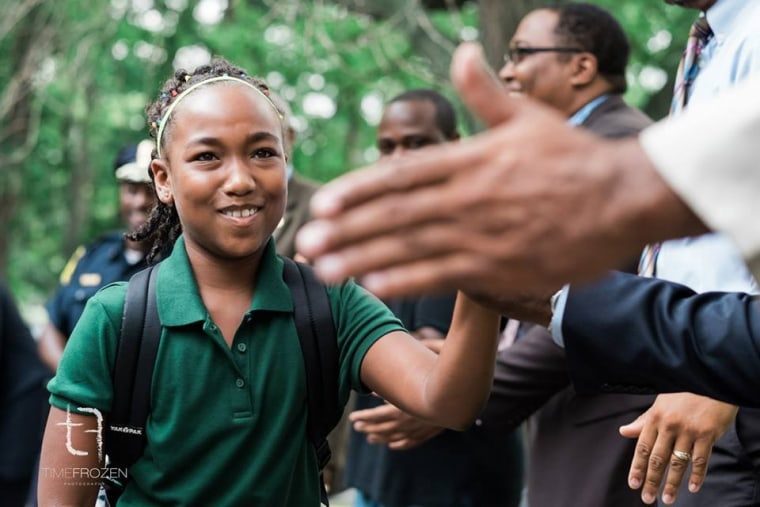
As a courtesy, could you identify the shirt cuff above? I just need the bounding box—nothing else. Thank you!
[548,285,570,347]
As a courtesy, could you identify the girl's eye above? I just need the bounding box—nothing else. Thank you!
[194,152,216,162]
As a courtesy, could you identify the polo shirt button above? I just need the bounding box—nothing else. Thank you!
[245,314,253,322]
[236,343,247,353]
[236,378,245,388]
[208,323,217,332]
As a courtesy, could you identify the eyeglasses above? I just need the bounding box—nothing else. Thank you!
[504,46,584,64]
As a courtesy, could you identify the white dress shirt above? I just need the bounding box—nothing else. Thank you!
[650,0,760,294]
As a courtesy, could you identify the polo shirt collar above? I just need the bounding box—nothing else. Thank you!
[250,239,293,314]
[156,236,293,327]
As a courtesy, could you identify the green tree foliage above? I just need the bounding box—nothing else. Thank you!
[1,0,696,309]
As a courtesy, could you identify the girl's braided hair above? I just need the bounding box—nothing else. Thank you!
[127,58,280,262]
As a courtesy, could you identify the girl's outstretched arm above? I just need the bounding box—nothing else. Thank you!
[361,291,500,430]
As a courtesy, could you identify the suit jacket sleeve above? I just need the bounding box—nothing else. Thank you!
[639,74,760,280]
[479,325,571,431]
[563,271,760,407]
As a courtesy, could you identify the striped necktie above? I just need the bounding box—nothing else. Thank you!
[638,15,713,277]
[670,15,713,114]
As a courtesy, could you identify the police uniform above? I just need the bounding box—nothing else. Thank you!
[45,140,156,339]
[45,232,150,338]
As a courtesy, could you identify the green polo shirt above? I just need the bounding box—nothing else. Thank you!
[48,236,404,506]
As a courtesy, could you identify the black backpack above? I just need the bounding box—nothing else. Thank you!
[103,257,339,505]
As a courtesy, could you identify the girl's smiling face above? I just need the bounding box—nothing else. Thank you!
[152,82,287,262]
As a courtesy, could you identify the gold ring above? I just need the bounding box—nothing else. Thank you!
[672,450,691,462]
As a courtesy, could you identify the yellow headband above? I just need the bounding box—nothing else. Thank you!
[155,75,282,158]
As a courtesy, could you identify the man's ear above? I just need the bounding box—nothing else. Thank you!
[151,158,173,205]
[570,53,598,87]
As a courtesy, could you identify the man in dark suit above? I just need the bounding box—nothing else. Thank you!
[492,6,655,506]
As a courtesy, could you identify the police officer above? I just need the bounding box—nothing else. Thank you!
[38,140,156,372]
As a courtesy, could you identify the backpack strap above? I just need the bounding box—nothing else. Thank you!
[281,257,339,505]
[104,265,161,501]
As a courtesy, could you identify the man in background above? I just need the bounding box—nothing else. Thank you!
[345,89,523,507]
[37,140,156,372]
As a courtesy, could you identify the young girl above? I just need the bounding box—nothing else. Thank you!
[38,59,500,506]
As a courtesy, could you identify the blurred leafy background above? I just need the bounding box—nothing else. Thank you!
[1,0,695,317]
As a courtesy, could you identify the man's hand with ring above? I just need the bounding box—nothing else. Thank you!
[619,393,737,504]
